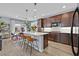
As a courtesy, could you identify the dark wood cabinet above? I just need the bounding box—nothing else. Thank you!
[61,13,69,26]
[61,12,74,27]
[38,15,62,28]
[37,11,74,28]
[37,18,44,27]
[48,32,70,45]
[37,11,78,47]
[72,34,78,47]
[48,32,60,42]
[43,18,52,27]
[46,15,61,27]
[37,18,44,32]
[48,32,78,47]
[52,15,62,22]
[60,33,78,47]
[43,34,48,49]
[60,33,70,45]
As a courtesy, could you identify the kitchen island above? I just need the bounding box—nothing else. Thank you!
[23,32,48,52]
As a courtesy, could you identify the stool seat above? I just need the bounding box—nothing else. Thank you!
[20,33,33,42]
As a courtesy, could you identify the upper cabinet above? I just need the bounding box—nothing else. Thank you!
[43,19,47,27]
[43,15,62,27]
[61,12,74,27]
[37,18,44,32]
[43,18,52,27]
[52,15,62,22]
[37,11,74,31]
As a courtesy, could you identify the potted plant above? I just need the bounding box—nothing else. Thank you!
[0,21,6,51]
[31,25,37,32]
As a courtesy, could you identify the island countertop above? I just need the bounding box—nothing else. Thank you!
[23,32,48,36]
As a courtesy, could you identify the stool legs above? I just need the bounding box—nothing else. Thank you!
[26,41,29,53]
[26,41,33,56]
[26,39,39,56]
[30,42,33,56]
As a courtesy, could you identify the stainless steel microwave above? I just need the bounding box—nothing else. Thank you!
[51,22,61,27]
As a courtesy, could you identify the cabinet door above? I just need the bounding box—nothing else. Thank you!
[60,33,70,45]
[61,13,70,27]
[48,32,58,42]
[61,12,74,27]
[43,19,47,27]
[38,19,46,32]
[56,33,61,43]
[55,15,62,22]
[44,18,52,27]
[73,34,78,47]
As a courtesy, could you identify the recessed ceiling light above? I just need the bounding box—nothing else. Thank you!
[16,16,18,18]
[34,16,37,18]
[62,5,66,8]
[33,9,37,11]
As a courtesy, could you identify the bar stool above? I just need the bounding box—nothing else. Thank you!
[20,33,39,56]
[26,36,39,56]
[19,33,27,49]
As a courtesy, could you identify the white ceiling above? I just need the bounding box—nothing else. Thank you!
[0,3,77,21]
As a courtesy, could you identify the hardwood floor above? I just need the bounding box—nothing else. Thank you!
[0,39,74,56]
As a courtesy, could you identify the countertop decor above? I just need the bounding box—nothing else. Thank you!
[31,25,37,32]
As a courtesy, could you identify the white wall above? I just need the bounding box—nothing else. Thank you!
[0,17,10,24]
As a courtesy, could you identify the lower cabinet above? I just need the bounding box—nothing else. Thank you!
[60,33,78,47]
[60,33,71,45]
[48,32,78,47]
[72,34,78,47]
[48,32,58,42]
